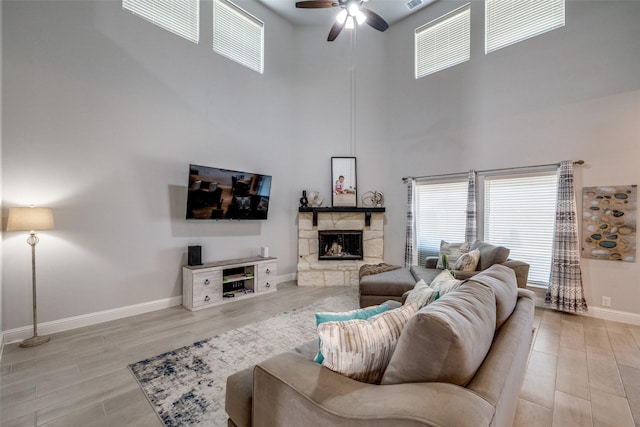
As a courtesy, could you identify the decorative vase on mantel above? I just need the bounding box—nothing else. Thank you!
[300,190,309,208]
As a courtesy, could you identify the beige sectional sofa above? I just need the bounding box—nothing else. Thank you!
[225,264,535,427]
[359,240,530,307]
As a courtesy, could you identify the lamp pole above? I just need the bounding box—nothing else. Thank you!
[20,232,50,348]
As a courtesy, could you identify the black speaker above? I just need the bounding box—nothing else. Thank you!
[188,246,202,266]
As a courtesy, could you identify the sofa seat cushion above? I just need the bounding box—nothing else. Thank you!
[409,264,443,285]
[468,264,518,329]
[318,302,419,384]
[381,282,497,386]
[358,267,416,296]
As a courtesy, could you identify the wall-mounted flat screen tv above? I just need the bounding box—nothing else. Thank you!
[186,164,272,220]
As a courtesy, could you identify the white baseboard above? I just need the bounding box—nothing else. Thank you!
[3,296,183,345]
[2,274,296,345]
[534,296,640,326]
[279,272,297,283]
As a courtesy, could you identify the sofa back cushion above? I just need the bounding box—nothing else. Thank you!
[467,264,518,329]
[380,282,496,386]
[471,240,510,271]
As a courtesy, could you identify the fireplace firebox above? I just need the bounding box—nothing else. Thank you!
[318,230,363,261]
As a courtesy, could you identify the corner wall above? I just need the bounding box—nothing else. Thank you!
[382,0,640,316]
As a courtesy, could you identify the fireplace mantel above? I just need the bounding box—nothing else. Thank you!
[298,207,385,227]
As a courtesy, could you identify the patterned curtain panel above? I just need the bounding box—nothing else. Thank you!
[546,160,588,313]
[465,169,478,243]
[405,178,417,268]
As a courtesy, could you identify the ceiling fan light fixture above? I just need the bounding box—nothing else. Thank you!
[347,2,360,16]
[345,15,355,29]
[336,9,348,24]
[355,10,367,24]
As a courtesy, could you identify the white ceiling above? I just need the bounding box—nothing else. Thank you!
[256,0,438,27]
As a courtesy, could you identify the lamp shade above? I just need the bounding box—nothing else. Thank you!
[7,207,55,232]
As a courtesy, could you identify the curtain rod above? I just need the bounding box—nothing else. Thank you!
[402,160,584,182]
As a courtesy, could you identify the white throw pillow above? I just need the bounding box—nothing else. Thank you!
[405,279,439,308]
[318,302,419,384]
[436,240,470,269]
[429,269,462,296]
[454,248,481,272]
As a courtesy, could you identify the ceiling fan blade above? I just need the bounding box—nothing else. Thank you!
[327,20,346,41]
[295,1,337,8]
[360,8,389,32]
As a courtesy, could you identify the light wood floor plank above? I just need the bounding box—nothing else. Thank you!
[520,350,558,409]
[560,318,586,351]
[556,346,590,400]
[533,321,561,356]
[619,365,640,424]
[591,388,635,427]
[552,390,592,427]
[514,398,553,427]
[587,345,626,397]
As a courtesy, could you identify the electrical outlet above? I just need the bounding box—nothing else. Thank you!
[602,296,611,307]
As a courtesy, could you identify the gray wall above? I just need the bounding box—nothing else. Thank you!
[2,0,639,332]
[2,0,301,330]
[382,1,640,314]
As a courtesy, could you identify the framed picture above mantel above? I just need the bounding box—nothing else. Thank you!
[331,157,357,207]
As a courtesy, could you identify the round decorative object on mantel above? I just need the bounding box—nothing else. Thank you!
[308,191,323,207]
[362,191,384,207]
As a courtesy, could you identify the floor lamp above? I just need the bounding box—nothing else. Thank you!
[7,206,55,348]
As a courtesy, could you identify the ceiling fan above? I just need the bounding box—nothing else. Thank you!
[295,0,389,42]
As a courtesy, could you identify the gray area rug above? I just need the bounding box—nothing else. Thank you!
[128,290,358,427]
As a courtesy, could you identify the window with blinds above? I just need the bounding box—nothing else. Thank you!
[415,178,468,264]
[415,3,470,79]
[482,171,558,285]
[213,0,264,74]
[485,0,565,54]
[123,0,199,44]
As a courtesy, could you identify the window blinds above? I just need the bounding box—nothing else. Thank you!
[213,0,264,74]
[123,0,199,44]
[415,3,470,79]
[483,172,558,285]
[486,0,565,53]
[415,179,468,264]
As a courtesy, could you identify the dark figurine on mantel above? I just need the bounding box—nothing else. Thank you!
[300,190,309,208]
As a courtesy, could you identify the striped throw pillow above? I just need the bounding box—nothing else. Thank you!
[405,279,439,308]
[318,302,419,384]
[313,303,389,363]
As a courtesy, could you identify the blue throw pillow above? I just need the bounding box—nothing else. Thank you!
[313,304,388,363]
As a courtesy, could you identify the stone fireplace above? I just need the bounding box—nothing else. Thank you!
[297,207,385,287]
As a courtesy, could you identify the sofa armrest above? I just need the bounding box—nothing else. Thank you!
[252,351,495,427]
[425,257,439,268]
[500,260,530,288]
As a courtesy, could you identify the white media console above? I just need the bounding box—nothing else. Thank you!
[182,256,277,311]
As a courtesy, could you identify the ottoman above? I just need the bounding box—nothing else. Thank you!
[358,268,417,308]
